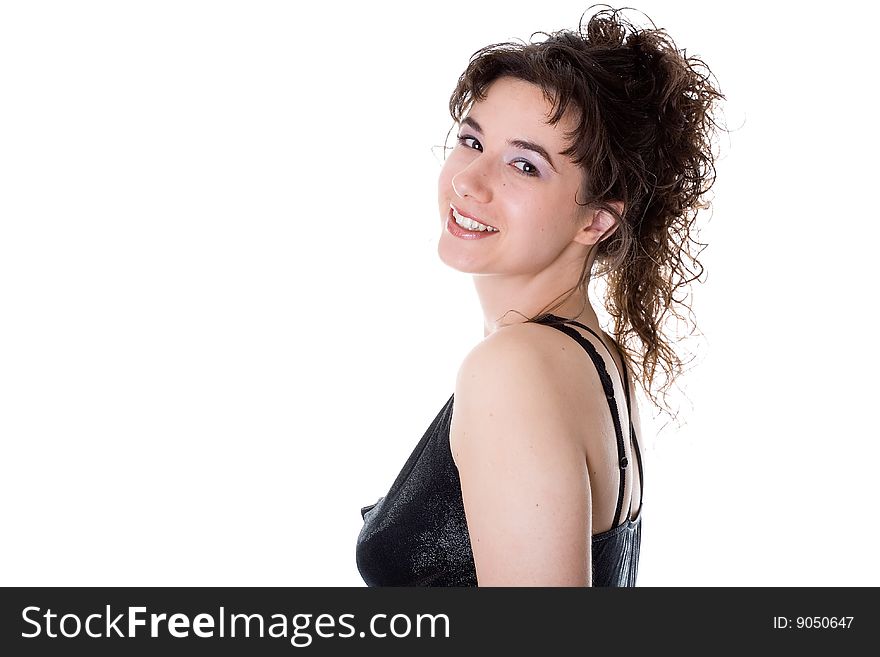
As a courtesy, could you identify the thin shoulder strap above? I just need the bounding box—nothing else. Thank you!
[538,320,630,528]
[539,315,630,421]
[538,314,643,520]
[618,349,644,516]
[553,315,645,517]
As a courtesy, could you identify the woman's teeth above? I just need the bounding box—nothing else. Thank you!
[452,208,498,232]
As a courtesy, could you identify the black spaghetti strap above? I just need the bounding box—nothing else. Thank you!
[538,314,643,522]
[618,353,644,516]
[630,426,644,517]
[539,315,633,429]
[537,321,629,529]
[544,316,624,385]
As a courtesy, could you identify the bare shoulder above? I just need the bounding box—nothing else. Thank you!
[457,320,573,377]
[450,321,593,584]
[451,322,590,455]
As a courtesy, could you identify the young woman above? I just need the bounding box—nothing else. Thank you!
[356,7,723,586]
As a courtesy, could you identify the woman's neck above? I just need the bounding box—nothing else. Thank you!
[478,281,601,338]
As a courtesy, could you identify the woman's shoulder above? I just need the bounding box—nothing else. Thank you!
[458,320,592,381]
[450,321,598,585]
[453,321,602,442]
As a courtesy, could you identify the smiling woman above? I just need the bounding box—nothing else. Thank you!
[356,6,723,587]
[438,77,614,294]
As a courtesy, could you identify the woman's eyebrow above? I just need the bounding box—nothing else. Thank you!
[461,116,558,173]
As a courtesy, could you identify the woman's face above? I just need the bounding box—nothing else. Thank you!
[437,76,591,277]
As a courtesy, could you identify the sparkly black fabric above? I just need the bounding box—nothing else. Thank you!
[356,314,643,586]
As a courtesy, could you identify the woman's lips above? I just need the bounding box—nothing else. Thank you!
[446,208,500,240]
[451,204,498,230]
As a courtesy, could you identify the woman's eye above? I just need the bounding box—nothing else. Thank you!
[455,135,539,178]
[456,135,482,151]
[512,160,540,177]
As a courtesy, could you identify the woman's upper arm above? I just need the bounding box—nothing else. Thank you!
[450,328,592,586]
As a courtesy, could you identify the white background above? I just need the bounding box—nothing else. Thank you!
[1,0,877,586]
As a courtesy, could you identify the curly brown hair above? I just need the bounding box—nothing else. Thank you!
[446,6,725,418]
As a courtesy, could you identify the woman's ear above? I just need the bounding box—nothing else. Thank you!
[574,201,624,246]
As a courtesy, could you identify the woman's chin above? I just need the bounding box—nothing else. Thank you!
[437,240,487,274]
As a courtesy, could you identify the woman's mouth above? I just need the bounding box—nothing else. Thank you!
[446,206,500,240]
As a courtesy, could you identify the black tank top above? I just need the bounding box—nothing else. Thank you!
[356,313,644,586]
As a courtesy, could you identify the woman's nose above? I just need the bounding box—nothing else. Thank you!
[451,159,492,203]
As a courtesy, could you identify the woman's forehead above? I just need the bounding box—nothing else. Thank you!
[465,77,578,139]
[463,77,580,169]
